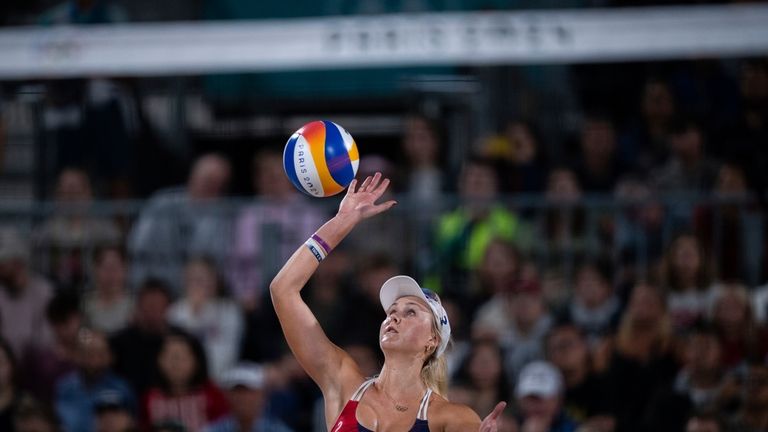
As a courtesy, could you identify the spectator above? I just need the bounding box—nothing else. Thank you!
[229,148,325,311]
[604,282,678,432]
[504,120,547,193]
[685,412,724,432]
[433,156,531,297]
[0,338,22,431]
[645,325,725,432]
[725,59,768,197]
[440,297,473,378]
[536,168,595,302]
[36,167,121,291]
[660,234,713,331]
[453,339,512,419]
[260,353,318,432]
[83,246,133,335]
[339,343,381,380]
[542,167,586,244]
[709,282,768,369]
[0,228,54,359]
[559,259,621,344]
[544,324,615,431]
[474,279,553,380]
[142,331,229,432]
[303,249,352,346]
[619,78,676,173]
[55,329,135,432]
[474,239,523,306]
[204,364,292,432]
[93,390,137,432]
[400,115,445,201]
[480,120,546,193]
[613,177,667,274]
[471,239,523,330]
[36,70,137,199]
[110,279,180,396]
[14,396,61,432]
[727,361,768,432]
[574,114,625,193]
[343,155,412,270]
[694,163,758,281]
[652,119,720,195]
[342,253,398,356]
[128,153,232,295]
[23,292,80,402]
[513,361,579,432]
[168,257,243,382]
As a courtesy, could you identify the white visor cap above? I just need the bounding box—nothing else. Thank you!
[379,275,451,357]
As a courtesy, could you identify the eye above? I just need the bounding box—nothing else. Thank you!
[406,309,416,316]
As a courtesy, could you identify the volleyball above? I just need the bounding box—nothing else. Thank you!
[283,120,360,197]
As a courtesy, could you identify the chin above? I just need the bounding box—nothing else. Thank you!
[379,338,401,353]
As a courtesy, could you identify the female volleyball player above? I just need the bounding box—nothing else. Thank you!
[271,173,506,431]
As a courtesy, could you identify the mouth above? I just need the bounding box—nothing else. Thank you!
[384,326,398,334]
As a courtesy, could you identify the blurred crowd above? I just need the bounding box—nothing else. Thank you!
[0,58,766,432]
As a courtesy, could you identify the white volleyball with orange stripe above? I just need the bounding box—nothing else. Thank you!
[283,121,360,197]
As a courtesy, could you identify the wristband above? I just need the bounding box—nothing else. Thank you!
[305,238,326,262]
[311,233,332,255]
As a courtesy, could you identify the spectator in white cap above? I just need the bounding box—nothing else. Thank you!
[204,363,292,432]
[515,361,579,432]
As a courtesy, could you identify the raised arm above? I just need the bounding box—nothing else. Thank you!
[269,173,396,396]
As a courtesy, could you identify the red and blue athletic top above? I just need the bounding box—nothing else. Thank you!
[331,378,432,432]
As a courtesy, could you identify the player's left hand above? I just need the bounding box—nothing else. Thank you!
[479,402,507,432]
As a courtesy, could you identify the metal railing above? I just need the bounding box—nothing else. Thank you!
[1,192,764,298]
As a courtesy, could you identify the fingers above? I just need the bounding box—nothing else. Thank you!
[372,178,390,197]
[488,402,507,420]
[479,402,507,432]
[366,200,397,217]
[369,172,382,189]
[380,200,398,211]
[358,175,373,192]
[355,172,387,194]
[346,179,358,194]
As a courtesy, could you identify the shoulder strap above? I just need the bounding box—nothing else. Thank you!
[350,378,376,402]
[416,388,433,420]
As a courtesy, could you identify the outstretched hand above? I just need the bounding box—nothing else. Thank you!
[338,172,397,222]
[479,402,507,432]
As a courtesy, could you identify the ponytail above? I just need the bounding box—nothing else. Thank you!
[421,353,448,397]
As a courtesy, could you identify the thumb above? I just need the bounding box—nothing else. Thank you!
[366,200,397,216]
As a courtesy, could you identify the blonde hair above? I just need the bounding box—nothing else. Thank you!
[421,317,449,396]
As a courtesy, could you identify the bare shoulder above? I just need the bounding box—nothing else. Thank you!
[428,394,481,432]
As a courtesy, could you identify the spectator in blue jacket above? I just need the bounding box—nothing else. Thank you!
[55,329,134,432]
